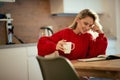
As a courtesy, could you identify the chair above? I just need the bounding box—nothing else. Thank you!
[36,56,80,80]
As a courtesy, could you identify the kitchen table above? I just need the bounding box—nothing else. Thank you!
[72,56,120,79]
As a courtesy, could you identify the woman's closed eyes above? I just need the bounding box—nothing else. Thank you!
[84,22,93,28]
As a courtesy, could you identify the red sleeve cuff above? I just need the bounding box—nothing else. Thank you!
[99,33,104,37]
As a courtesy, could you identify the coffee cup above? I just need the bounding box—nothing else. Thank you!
[63,42,75,54]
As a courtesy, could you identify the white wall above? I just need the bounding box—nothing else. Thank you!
[94,0,118,55]
[100,0,116,38]
[116,0,120,53]
[107,0,120,54]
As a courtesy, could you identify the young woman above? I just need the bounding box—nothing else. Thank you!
[37,9,108,60]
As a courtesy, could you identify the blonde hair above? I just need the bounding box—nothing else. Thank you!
[69,9,102,38]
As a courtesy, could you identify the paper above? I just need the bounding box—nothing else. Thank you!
[78,54,120,62]
[78,57,106,62]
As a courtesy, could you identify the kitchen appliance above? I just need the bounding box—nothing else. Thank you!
[5,13,24,44]
[39,26,53,38]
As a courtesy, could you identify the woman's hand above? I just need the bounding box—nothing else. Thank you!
[56,39,66,52]
[92,22,103,34]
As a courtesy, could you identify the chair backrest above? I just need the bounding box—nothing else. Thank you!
[36,56,80,80]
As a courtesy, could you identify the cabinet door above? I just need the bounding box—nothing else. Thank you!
[0,47,28,80]
[64,0,87,13]
[64,0,103,13]
[27,46,43,80]
[50,0,104,14]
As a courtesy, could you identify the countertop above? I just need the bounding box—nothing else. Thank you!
[0,43,37,49]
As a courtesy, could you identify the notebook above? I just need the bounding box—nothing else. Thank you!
[78,54,120,62]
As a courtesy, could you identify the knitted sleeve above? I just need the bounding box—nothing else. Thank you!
[37,36,56,56]
[87,33,108,58]
[37,29,65,56]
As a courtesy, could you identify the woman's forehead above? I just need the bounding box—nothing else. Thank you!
[82,17,94,24]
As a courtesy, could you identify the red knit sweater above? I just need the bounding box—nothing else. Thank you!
[37,28,108,60]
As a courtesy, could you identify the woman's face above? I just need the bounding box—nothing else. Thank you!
[76,16,94,34]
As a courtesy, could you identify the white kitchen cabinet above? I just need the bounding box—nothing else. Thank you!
[0,44,43,80]
[0,47,28,80]
[27,46,43,80]
[50,0,104,14]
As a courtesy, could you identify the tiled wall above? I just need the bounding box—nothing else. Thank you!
[0,0,117,45]
[0,22,7,44]
[0,0,74,44]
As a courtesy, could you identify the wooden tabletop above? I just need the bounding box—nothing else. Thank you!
[71,54,120,79]
[72,59,120,71]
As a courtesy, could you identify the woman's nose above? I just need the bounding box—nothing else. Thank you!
[86,26,91,31]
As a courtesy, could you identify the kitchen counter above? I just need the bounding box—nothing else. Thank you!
[0,43,37,49]
[0,42,43,80]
